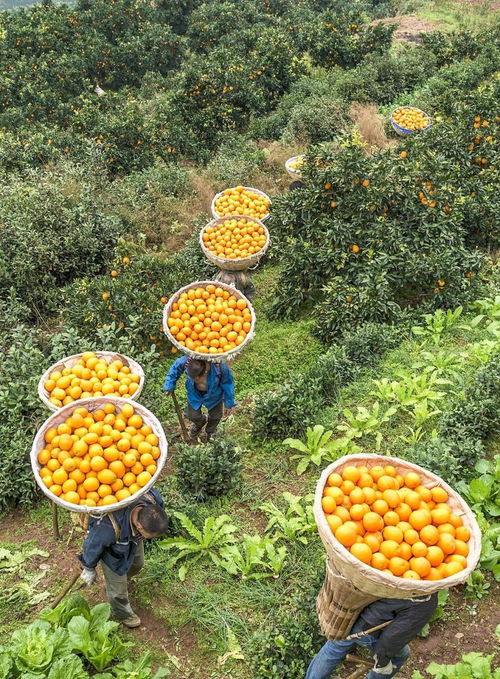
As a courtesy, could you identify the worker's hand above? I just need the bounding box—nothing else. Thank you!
[79,567,97,587]
[164,390,172,396]
[372,656,395,676]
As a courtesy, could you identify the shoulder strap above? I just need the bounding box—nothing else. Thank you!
[107,512,121,541]
[142,492,157,505]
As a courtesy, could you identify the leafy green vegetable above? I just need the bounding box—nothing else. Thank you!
[260,492,316,545]
[0,650,12,679]
[412,652,500,678]
[47,655,89,679]
[11,620,72,674]
[218,535,287,580]
[67,604,131,671]
[94,652,170,678]
[40,595,91,629]
[283,425,356,474]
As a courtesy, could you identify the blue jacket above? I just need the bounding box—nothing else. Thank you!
[163,357,236,410]
[78,488,163,576]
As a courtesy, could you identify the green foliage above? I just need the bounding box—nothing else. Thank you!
[466,570,490,599]
[249,574,323,678]
[9,620,72,675]
[457,457,500,520]
[94,653,170,679]
[412,652,500,679]
[260,492,316,544]
[207,134,266,184]
[218,535,287,580]
[174,438,242,501]
[0,170,127,317]
[405,438,478,485]
[283,424,356,474]
[159,512,238,581]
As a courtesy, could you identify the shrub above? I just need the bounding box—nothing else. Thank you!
[249,573,324,678]
[0,171,128,317]
[405,437,484,485]
[341,322,404,366]
[175,438,242,501]
[281,96,350,144]
[207,134,266,184]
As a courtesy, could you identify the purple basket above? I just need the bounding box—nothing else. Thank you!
[390,107,431,136]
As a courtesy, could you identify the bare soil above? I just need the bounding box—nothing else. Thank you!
[373,15,443,43]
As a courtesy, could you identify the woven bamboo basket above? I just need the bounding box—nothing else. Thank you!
[38,352,145,412]
[199,216,270,272]
[31,397,168,515]
[314,454,481,600]
[162,280,256,362]
[285,155,305,179]
[317,559,378,640]
[211,186,271,222]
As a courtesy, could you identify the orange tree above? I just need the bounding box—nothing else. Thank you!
[267,78,498,341]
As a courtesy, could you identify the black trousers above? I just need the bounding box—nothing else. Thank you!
[185,400,223,435]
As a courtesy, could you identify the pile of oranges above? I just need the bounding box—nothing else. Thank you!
[44,353,141,409]
[322,463,470,581]
[37,402,159,507]
[202,218,267,260]
[392,107,430,131]
[214,186,270,220]
[166,284,252,355]
[288,157,305,172]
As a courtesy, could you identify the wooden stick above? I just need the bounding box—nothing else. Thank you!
[49,571,81,609]
[346,654,373,667]
[346,667,366,679]
[343,619,392,642]
[171,391,190,443]
[51,502,60,540]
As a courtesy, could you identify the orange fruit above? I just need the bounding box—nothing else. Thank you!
[403,529,419,545]
[322,496,336,514]
[409,509,431,531]
[364,533,381,553]
[342,466,360,483]
[404,472,421,488]
[123,453,137,468]
[350,503,369,521]
[410,556,431,578]
[398,542,412,560]
[426,546,444,567]
[52,468,68,485]
[382,490,400,509]
[397,521,412,533]
[64,491,80,505]
[384,465,397,477]
[358,473,373,489]
[426,567,443,581]
[448,513,463,528]
[369,466,385,481]
[334,506,351,522]
[363,487,376,505]
[326,514,342,533]
[411,541,428,558]
[380,540,400,559]
[437,533,456,555]
[396,503,412,521]
[83,477,99,492]
[383,526,403,543]
[123,472,136,487]
[327,473,343,487]
[431,505,451,525]
[109,460,126,479]
[350,543,372,564]
[341,480,355,495]
[420,525,439,546]
[389,556,409,576]
[438,523,456,536]
[371,552,389,570]
[455,526,470,542]
[416,485,432,502]
[372,499,389,516]
[443,561,463,577]
[431,487,448,503]
[349,487,365,504]
[97,469,116,485]
[325,486,344,503]
[403,570,420,580]
[98,484,112,498]
[454,539,469,557]
[335,524,358,548]
[378,475,396,491]
[137,471,152,487]
[446,554,467,567]
[405,490,421,510]
[363,512,384,532]
[383,511,400,526]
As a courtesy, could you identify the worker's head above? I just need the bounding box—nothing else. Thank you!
[289,180,305,191]
[186,359,206,379]
[133,504,169,539]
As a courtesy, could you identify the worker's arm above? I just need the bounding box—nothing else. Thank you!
[373,596,438,666]
[162,357,188,393]
[78,520,116,570]
[220,364,236,408]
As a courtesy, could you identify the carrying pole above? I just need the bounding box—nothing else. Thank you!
[343,619,392,642]
[49,571,81,609]
[171,392,190,443]
[51,502,60,540]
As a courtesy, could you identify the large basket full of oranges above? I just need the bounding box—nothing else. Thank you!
[199,216,270,271]
[285,155,305,179]
[38,352,145,412]
[31,397,168,514]
[163,281,255,361]
[390,106,431,136]
[314,454,481,599]
[211,186,271,222]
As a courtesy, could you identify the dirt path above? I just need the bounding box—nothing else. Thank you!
[373,15,443,43]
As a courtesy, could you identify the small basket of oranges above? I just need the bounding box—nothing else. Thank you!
[163,280,256,361]
[199,216,270,271]
[38,352,145,412]
[31,397,168,514]
[211,186,271,222]
[390,106,431,136]
[285,155,305,179]
[314,454,481,598]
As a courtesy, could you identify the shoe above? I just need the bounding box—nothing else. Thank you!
[189,415,207,439]
[121,614,141,628]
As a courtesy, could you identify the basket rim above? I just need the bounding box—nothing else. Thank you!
[314,453,481,594]
[389,106,431,132]
[31,396,168,515]
[199,215,270,268]
[285,155,306,175]
[162,280,256,362]
[211,186,272,221]
[37,351,145,412]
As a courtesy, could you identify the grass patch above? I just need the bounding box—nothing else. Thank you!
[419,0,499,32]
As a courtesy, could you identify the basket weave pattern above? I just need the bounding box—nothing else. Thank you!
[162,280,256,362]
[199,216,270,272]
[37,352,145,412]
[314,454,481,599]
[317,559,377,640]
[31,396,168,515]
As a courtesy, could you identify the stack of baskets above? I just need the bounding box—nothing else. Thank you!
[314,454,481,640]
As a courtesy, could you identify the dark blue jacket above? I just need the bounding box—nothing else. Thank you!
[163,357,236,410]
[78,488,163,576]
